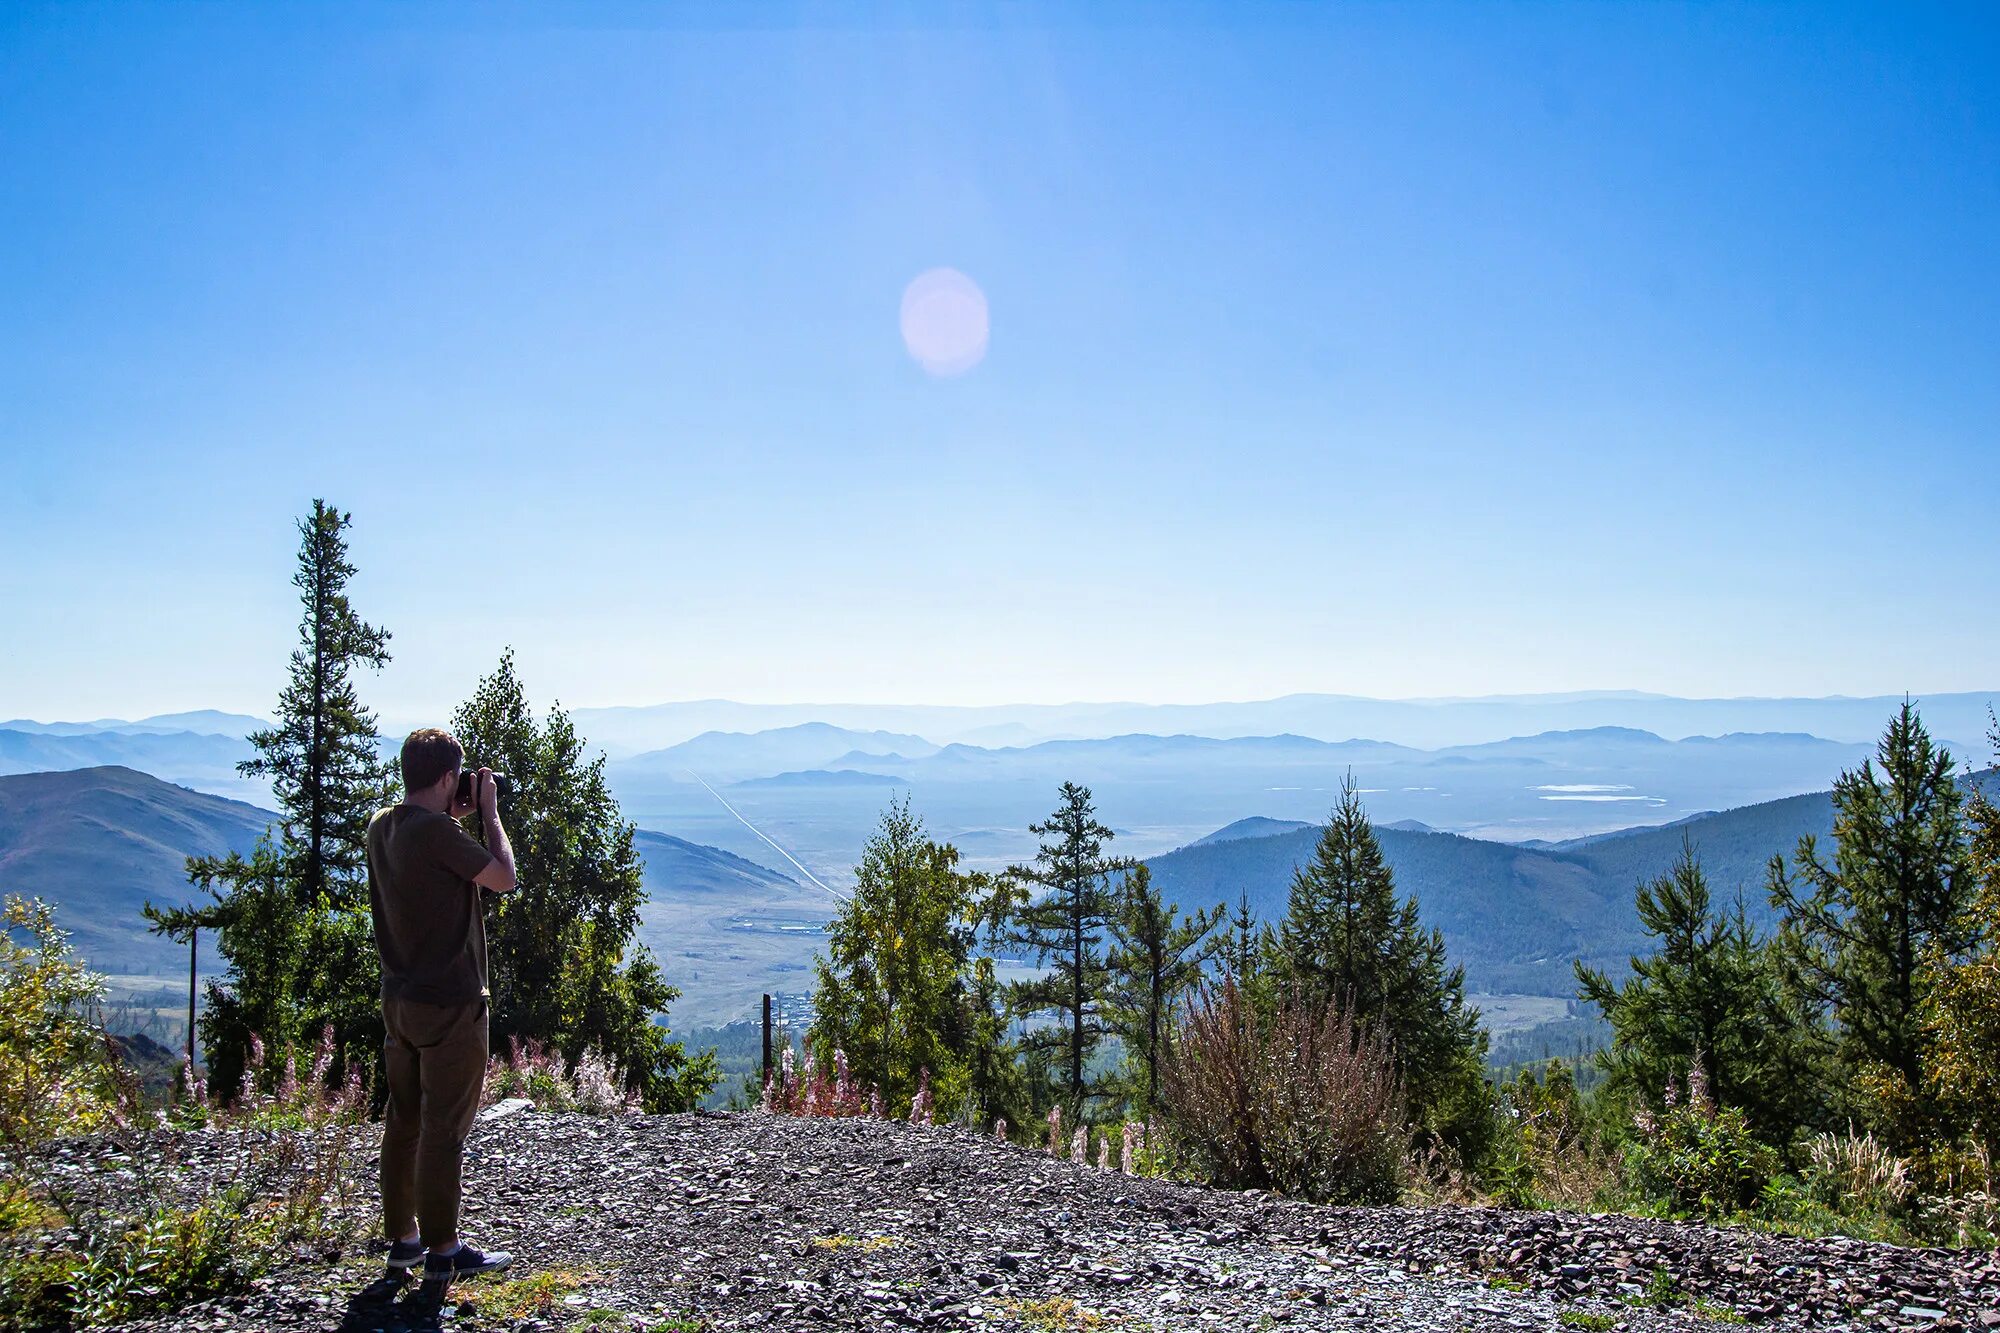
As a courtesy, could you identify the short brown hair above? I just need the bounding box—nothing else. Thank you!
[401,728,464,792]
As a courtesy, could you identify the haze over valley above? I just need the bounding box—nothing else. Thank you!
[8,687,1993,1028]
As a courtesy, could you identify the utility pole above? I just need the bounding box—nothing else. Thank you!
[761,993,773,1091]
[186,925,198,1069]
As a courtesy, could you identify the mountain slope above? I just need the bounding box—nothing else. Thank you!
[0,767,271,973]
[1146,768,2000,995]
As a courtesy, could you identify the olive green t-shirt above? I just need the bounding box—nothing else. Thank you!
[365,804,496,1006]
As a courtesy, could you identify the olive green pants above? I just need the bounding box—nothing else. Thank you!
[380,996,488,1249]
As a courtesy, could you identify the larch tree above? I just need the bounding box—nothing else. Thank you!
[809,797,992,1115]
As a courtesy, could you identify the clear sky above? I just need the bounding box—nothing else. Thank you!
[2,2,1995,722]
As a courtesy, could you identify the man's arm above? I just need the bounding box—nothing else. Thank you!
[471,769,518,894]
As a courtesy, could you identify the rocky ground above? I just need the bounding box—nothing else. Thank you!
[88,1107,2000,1333]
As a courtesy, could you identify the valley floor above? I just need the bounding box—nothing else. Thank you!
[97,1111,1999,1333]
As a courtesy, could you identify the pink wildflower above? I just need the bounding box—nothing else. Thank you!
[1097,1135,1110,1171]
[994,1117,1009,1143]
[868,1088,884,1119]
[1121,1122,1137,1175]
[1070,1126,1087,1163]
[909,1067,934,1125]
[1688,1054,1713,1113]
[1047,1105,1062,1155]
[311,1025,336,1087]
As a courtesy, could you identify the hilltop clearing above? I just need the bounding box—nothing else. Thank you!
[87,1110,2000,1332]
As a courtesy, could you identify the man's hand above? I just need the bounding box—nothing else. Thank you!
[471,769,518,895]
[447,767,476,820]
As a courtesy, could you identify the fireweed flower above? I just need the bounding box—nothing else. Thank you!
[1046,1106,1062,1155]
[994,1117,1008,1142]
[1121,1122,1137,1175]
[1097,1135,1110,1171]
[909,1068,934,1125]
[1070,1126,1087,1163]
[310,1024,336,1087]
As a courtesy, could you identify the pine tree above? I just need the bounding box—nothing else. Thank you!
[148,500,394,1093]
[810,797,1001,1117]
[1769,702,1973,1148]
[1265,775,1487,1141]
[1222,891,1268,989]
[1001,782,1132,1117]
[452,651,716,1111]
[1104,865,1224,1116]
[1577,837,1818,1142]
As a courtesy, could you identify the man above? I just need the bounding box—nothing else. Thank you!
[366,727,519,1288]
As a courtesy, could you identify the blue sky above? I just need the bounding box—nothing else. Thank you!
[2,2,1995,722]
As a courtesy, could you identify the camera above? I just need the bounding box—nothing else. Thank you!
[455,768,513,807]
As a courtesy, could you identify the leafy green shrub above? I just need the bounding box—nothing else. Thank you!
[1627,1076,1778,1218]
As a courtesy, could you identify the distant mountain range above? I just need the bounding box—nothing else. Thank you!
[0,714,264,805]
[0,766,820,1027]
[571,691,2000,755]
[617,723,940,781]
[0,711,267,738]
[10,751,1995,1024]
[603,724,1892,857]
[1146,769,1999,995]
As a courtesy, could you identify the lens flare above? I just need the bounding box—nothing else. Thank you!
[899,268,989,377]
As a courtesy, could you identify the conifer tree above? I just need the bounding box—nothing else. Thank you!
[452,651,716,1110]
[1001,782,1132,1117]
[1769,702,1973,1147]
[1577,837,1818,1142]
[1921,735,2000,1164]
[149,500,394,1093]
[810,797,1000,1117]
[1104,865,1224,1115]
[1265,775,1487,1141]
[1222,891,1268,990]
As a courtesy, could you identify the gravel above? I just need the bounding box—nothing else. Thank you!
[89,1108,2000,1332]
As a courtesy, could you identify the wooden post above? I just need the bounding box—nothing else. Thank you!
[761,993,773,1088]
[186,926,198,1069]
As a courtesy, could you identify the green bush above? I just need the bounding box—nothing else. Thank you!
[1627,1094,1778,1219]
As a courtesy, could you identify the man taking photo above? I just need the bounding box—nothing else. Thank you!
[367,727,519,1288]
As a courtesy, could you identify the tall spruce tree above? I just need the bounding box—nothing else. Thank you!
[452,651,716,1111]
[1001,782,1132,1117]
[148,500,394,1093]
[810,797,1003,1118]
[1769,702,1973,1148]
[1577,837,1818,1142]
[1265,775,1487,1143]
[1104,865,1224,1115]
